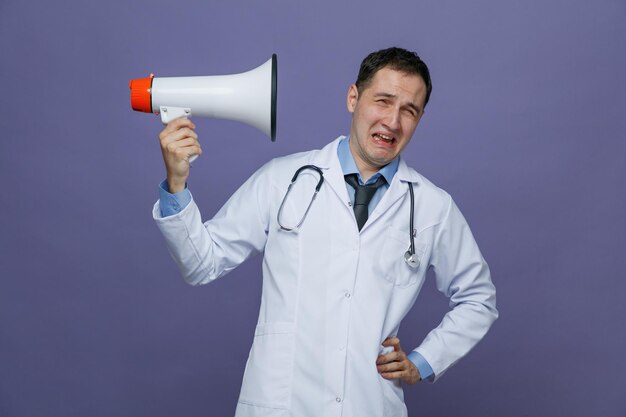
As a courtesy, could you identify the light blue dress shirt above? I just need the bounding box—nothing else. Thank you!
[159,179,192,217]
[158,136,434,381]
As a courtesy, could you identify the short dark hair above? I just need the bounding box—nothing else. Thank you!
[355,47,432,106]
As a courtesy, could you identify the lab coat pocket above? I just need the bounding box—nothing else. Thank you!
[379,227,426,288]
[238,321,295,410]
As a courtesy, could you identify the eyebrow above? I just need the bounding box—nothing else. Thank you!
[373,92,422,114]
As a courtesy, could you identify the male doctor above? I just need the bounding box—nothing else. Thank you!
[153,47,497,417]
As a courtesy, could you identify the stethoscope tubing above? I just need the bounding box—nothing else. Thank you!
[277,165,324,231]
[407,182,415,255]
[277,165,417,267]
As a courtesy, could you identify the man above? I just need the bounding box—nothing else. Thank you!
[153,47,497,417]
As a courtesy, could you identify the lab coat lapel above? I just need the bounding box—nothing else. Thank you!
[310,137,351,205]
[364,157,420,230]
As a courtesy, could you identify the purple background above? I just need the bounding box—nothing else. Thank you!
[1,1,625,416]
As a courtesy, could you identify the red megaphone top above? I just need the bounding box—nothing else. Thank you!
[129,74,154,113]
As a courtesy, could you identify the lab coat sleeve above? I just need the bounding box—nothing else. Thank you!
[152,160,273,286]
[413,196,498,381]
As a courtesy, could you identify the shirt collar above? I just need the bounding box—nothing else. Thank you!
[337,136,399,185]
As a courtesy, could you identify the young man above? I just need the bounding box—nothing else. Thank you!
[153,47,497,417]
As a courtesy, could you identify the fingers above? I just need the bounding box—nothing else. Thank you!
[377,359,406,373]
[164,137,202,157]
[377,350,408,374]
[160,117,196,138]
[376,337,420,384]
[160,126,198,149]
[379,370,407,380]
[377,339,409,374]
[159,119,198,156]
[382,336,402,352]
[376,350,404,365]
[377,337,403,365]
[377,356,420,385]
[377,359,410,381]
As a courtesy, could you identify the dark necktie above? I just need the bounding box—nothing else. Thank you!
[344,174,387,231]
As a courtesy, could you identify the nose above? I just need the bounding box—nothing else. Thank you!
[382,107,401,131]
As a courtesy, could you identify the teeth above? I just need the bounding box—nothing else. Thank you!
[374,133,394,142]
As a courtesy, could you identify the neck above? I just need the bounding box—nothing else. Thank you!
[348,137,380,183]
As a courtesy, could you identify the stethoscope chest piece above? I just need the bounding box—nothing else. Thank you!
[404,250,420,268]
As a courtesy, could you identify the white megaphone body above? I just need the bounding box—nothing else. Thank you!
[130,54,277,162]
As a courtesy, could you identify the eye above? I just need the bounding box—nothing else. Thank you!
[403,108,417,118]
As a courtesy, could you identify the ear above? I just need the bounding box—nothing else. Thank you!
[346,84,359,113]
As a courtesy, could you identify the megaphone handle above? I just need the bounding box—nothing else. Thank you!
[159,106,198,163]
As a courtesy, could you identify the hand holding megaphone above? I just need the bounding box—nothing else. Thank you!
[129,54,277,165]
[158,118,201,193]
[159,108,200,165]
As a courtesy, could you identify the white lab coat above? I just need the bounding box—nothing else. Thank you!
[153,136,497,417]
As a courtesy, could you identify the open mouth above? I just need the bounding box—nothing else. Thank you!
[373,133,395,144]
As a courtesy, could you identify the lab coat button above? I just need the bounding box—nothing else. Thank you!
[336,397,342,403]
[344,292,351,298]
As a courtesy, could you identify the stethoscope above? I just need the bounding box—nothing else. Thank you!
[277,165,420,268]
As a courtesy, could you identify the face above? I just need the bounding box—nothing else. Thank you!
[347,66,427,177]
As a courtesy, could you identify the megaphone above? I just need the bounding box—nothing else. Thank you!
[129,54,277,162]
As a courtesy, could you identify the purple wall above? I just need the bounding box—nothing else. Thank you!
[1,1,625,416]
